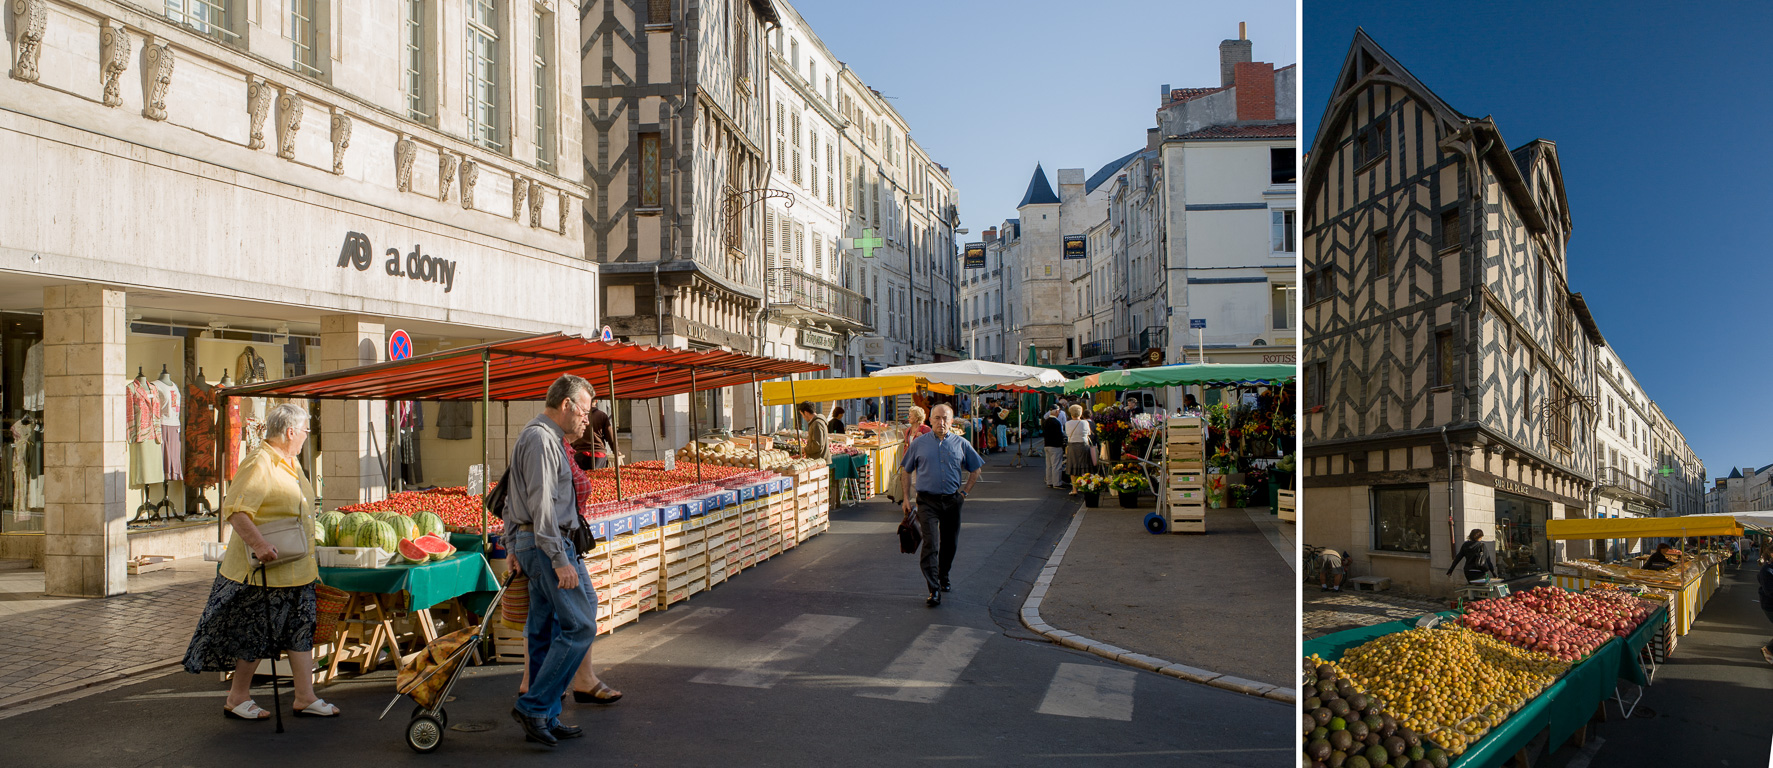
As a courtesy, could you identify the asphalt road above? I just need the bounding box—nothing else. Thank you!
[0,462,1290,766]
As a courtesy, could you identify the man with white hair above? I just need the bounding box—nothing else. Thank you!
[900,404,984,606]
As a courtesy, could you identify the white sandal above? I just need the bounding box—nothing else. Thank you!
[223,700,270,720]
[294,698,340,717]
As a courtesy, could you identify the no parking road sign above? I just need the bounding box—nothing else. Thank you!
[389,329,413,361]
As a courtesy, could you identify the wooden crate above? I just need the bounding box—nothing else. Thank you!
[1278,489,1295,522]
[492,623,527,662]
[1168,487,1208,504]
[1167,516,1207,534]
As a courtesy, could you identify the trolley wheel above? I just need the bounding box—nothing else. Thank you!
[1143,513,1167,535]
[407,715,444,753]
[411,705,448,730]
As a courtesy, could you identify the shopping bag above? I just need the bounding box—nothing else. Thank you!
[500,572,530,631]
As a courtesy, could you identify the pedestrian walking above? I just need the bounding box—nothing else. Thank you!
[182,403,339,720]
[994,406,1011,454]
[520,427,622,707]
[1446,529,1500,583]
[799,401,830,460]
[1042,405,1066,488]
[505,374,601,747]
[1063,404,1095,493]
[899,404,984,606]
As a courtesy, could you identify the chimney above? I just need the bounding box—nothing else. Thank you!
[1219,24,1252,87]
[983,227,997,243]
[1160,83,1170,107]
[1147,127,1161,153]
[1057,168,1086,203]
[1233,61,1276,120]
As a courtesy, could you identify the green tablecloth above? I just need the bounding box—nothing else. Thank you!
[828,452,868,481]
[319,549,500,615]
[1618,606,1668,686]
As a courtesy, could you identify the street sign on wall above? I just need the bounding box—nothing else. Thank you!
[1063,235,1087,260]
[1189,318,1206,329]
[798,329,837,351]
[964,243,987,269]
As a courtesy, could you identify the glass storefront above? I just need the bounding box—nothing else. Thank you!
[1495,491,1551,579]
[3,313,46,534]
[1372,485,1431,553]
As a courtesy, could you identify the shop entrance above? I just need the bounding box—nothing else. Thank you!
[1495,491,1551,579]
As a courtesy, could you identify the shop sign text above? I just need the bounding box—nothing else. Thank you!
[338,232,458,293]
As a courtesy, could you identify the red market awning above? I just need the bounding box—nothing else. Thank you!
[218,333,827,402]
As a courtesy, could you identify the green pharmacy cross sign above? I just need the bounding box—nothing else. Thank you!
[1658,466,1675,477]
[843,229,885,259]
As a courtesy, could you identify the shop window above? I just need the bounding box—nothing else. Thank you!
[1495,491,1550,578]
[2,313,46,533]
[1371,485,1430,554]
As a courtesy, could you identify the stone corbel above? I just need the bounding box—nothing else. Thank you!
[528,183,545,228]
[10,0,46,83]
[512,176,530,221]
[246,76,273,150]
[276,88,303,159]
[141,38,175,121]
[99,20,131,107]
[459,159,479,209]
[438,152,460,202]
[394,135,416,192]
[558,190,569,234]
[329,110,352,174]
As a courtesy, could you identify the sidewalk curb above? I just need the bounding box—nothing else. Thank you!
[0,657,182,712]
[1018,505,1296,706]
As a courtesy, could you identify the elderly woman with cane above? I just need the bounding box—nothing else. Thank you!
[182,403,339,720]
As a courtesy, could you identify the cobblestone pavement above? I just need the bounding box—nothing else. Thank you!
[0,559,212,708]
[1301,587,1449,639]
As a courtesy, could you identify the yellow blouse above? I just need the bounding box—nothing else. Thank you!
[218,444,319,588]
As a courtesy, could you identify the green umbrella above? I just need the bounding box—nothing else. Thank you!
[1063,363,1296,394]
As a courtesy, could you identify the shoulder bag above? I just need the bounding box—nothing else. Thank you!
[251,516,311,567]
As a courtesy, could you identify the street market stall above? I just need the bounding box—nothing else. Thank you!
[758,375,957,502]
[870,361,1067,465]
[214,333,828,676]
[1302,582,1669,768]
[1547,515,1742,643]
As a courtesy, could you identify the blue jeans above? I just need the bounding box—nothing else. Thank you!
[509,530,597,722]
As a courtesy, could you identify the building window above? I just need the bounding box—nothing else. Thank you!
[165,0,237,44]
[1271,147,1295,184]
[1440,208,1462,251]
[1551,380,1572,448]
[290,0,323,78]
[533,7,553,171]
[1304,267,1332,306]
[1305,361,1328,408]
[647,0,670,25]
[775,101,787,168]
[1271,210,1295,253]
[1374,231,1391,276]
[1353,118,1389,167]
[404,1,431,122]
[791,112,802,186]
[809,132,819,199]
[733,3,749,81]
[466,0,502,151]
[1537,260,1547,313]
[1521,371,1532,422]
[639,132,661,208]
[1433,330,1453,388]
[1372,486,1431,554]
[1270,284,1295,330]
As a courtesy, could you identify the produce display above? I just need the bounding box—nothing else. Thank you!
[1331,626,1569,757]
[673,442,793,468]
[396,534,456,564]
[1301,656,1445,768]
[1455,595,1612,661]
[1558,557,1702,590]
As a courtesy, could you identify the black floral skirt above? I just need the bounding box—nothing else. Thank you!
[182,574,317,673]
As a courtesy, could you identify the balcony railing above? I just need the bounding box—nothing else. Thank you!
[1598,466,1669,508]
[767,268,872,330]
[1080,340,1105,359]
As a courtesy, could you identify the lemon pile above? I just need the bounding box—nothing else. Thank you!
[1334,626,1568,756]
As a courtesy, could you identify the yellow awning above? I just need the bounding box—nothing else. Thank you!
[759,376,954,407]
[1545,516,1744,541]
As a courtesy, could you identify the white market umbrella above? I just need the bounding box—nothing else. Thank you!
[870,360,1066,388]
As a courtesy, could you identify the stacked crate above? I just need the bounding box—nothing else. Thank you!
[706,505,734,586]
[795,463,831,538]
[657,516,709,609]
[1164,417,1207,534]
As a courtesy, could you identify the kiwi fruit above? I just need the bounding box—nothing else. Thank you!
[1312,707,1333,726]
[1365,732,1382,748]
[1365,745,1389,765]
[1327,752,1347,768]
[1363,714,1383,733]
[1330,730,1354,752]
[1318,680,1339,697]
[1312,727,1329,741]
[1308,739,1332,762]
[1402,731,1420,749]
[1347,693,1369,711]
[1406,745,1424,761]
[1347,719,1369,741]
[1426,749,1449,768]
[1303,713,1317,736]
[1328,699,1351,717]
[1384,736,1406,758]
[1318,663,1337,680]
[1306,696,1323,711]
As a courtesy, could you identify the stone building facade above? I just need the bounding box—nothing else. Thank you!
[1,0,590,595]
[1301,31,1602,595]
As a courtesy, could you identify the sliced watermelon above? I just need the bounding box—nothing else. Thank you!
[413,535,455,562]
[396,538,430,565]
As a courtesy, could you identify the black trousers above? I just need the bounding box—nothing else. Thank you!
[915,491,963,594]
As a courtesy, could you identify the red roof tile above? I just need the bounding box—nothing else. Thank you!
[1173,123,1297,140]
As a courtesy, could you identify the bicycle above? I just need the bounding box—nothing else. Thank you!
[1302,545,1329,585]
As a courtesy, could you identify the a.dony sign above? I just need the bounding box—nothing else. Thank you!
[337,231,459,293]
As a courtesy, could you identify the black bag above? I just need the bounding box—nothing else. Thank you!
[567,513,598,556]
[898,514,922,554]
[484,467,513,519]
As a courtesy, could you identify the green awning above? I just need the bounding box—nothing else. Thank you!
[1062,363,1296,394]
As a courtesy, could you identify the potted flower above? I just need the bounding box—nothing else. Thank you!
[1111,471,1149,507]
[1072,474,1108,507]
[1229,483,1252,508]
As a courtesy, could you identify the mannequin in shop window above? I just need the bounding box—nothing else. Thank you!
[185,367,221,509]
[126,367,166,498]
[151,365,184,493]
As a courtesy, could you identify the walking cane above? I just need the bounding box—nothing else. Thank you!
[260,562,285,733]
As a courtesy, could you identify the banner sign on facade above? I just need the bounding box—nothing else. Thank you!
[798,329,837,351]
[964,243,987,269]
[1063,235,1087,260]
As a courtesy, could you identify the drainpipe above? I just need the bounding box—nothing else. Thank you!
[653,263,665,346]
[1442,426,1459,568]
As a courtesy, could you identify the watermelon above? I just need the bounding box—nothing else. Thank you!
[414,535,455,562]
[396,538,430,565]
[336,512,375,547]
[357,520,399,554]
[316,511,345,546]
[411,511,446,539]
[382,514,419,541]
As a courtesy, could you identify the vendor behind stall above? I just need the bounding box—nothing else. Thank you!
[799,401,830,461]
[1645,542,1682,571]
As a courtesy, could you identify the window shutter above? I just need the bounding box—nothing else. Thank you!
[795,225,805,270]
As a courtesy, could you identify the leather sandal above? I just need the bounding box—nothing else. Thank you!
[223,700,270,720]
[571,681,623,704]
[293,698,340,717]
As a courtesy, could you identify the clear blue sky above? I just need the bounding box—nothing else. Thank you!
[1305,3,1773,483]
[792,0,1297,234]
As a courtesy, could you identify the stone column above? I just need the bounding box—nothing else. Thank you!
[42,284,130,597]
[318,315,386,508]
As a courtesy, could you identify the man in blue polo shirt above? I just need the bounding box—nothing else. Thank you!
[900,404,985,606]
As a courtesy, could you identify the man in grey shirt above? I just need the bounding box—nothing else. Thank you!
[506,374,596,747]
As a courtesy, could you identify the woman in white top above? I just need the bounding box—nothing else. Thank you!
[1063,404,1094,491]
